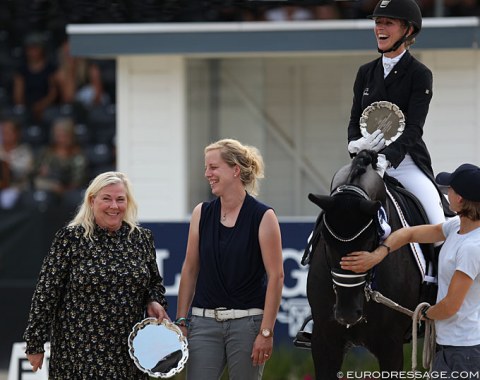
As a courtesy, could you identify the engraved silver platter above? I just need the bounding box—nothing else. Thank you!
[359,101,405,146]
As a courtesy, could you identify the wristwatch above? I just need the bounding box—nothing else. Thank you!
[260,328,273,338]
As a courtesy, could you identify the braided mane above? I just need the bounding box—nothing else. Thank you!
[348,150,378,183]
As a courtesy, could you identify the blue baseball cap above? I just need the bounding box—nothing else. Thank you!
[436,163,480,202]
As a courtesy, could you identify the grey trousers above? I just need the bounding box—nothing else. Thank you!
[432,344,480,379]
[186,314,265,380]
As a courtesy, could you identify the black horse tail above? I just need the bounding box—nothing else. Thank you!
[348,150,378,182]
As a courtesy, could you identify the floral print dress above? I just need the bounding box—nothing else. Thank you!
[24,223,168,379]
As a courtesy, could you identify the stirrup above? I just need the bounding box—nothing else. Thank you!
[293,315,313,350]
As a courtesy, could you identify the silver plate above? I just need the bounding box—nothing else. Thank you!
[359,101,405,146]
[128,318,189,378]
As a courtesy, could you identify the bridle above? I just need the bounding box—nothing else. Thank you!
[324,184,377,290]
[323,184,374,243]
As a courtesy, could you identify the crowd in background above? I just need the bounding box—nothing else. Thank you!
[0,0,478,211]
[0,25,116,211]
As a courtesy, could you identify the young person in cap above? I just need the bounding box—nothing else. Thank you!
[340,163,480,375]
[347,0,450,226]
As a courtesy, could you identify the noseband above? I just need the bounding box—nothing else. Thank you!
[331,271,369,288]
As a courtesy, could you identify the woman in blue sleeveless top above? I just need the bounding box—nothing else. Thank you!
[176,138,284,380]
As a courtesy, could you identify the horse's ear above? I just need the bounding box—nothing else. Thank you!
[308,193,335,212]
[358,199,382,216]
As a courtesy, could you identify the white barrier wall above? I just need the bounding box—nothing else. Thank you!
[422,49,480,173]
[8,343,50,380]
[116,55,187,221]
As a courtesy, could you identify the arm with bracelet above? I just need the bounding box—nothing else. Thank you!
[174,317,190,328]
[340,223,445,273]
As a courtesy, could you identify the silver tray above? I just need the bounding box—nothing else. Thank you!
[359,101,405,146]
[128,318,189,378]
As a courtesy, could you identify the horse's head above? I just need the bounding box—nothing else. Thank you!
[309,150,386,327]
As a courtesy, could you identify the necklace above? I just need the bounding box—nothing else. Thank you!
[221,208,233,222]
[221,195,245,222]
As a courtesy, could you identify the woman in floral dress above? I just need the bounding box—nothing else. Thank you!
[24,171,169,379]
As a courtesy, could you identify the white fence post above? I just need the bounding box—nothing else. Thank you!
[8,342,49,380]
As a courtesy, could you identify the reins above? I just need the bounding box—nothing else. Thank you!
[364,284,414,317]
[365,285,436,372]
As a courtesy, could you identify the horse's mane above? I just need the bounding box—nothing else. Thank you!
[347,150,378,183]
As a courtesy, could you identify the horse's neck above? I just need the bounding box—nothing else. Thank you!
[354,169,385,203]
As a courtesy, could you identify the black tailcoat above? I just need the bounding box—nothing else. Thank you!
[348,50,433,171]
[347,50,451,213]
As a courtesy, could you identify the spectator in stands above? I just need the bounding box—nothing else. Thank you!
[33,117,87,197]
[75,60,111,108]
[0,118,34,208]
[444,0,480,16]
[312,4,341,19]
[12,32,58,123]
[55,38,110,108]
[55,38,87,105]
[263,6,315,21]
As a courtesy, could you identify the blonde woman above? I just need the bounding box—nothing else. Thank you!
[24,171,168,379]
[176,139,284,380]
[347,0,449,226]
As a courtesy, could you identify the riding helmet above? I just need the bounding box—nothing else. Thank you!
[368,0,422,37]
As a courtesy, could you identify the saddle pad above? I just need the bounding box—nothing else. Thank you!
[383,182,436,283]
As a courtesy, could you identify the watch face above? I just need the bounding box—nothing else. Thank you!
[261,328,271,338]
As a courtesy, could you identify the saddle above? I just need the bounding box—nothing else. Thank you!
[383,175,434,267]
[382,174,441,306]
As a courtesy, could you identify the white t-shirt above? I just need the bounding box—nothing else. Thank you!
[435,216,480,346]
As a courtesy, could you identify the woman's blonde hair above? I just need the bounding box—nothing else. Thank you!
[69,171,139,238]
[205,138,265,197]
[403,20,416,49]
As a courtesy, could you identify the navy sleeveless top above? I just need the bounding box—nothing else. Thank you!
[192,193,272,309]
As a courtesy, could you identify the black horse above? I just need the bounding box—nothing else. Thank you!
[305,150,434,380]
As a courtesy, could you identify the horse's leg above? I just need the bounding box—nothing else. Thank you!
[307,239,346,380]
[311,323,346,380]
[368,334,404,372]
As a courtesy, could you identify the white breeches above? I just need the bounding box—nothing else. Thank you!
[386,154,445,225]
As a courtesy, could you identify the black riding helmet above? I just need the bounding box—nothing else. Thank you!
[368,0,423,54]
